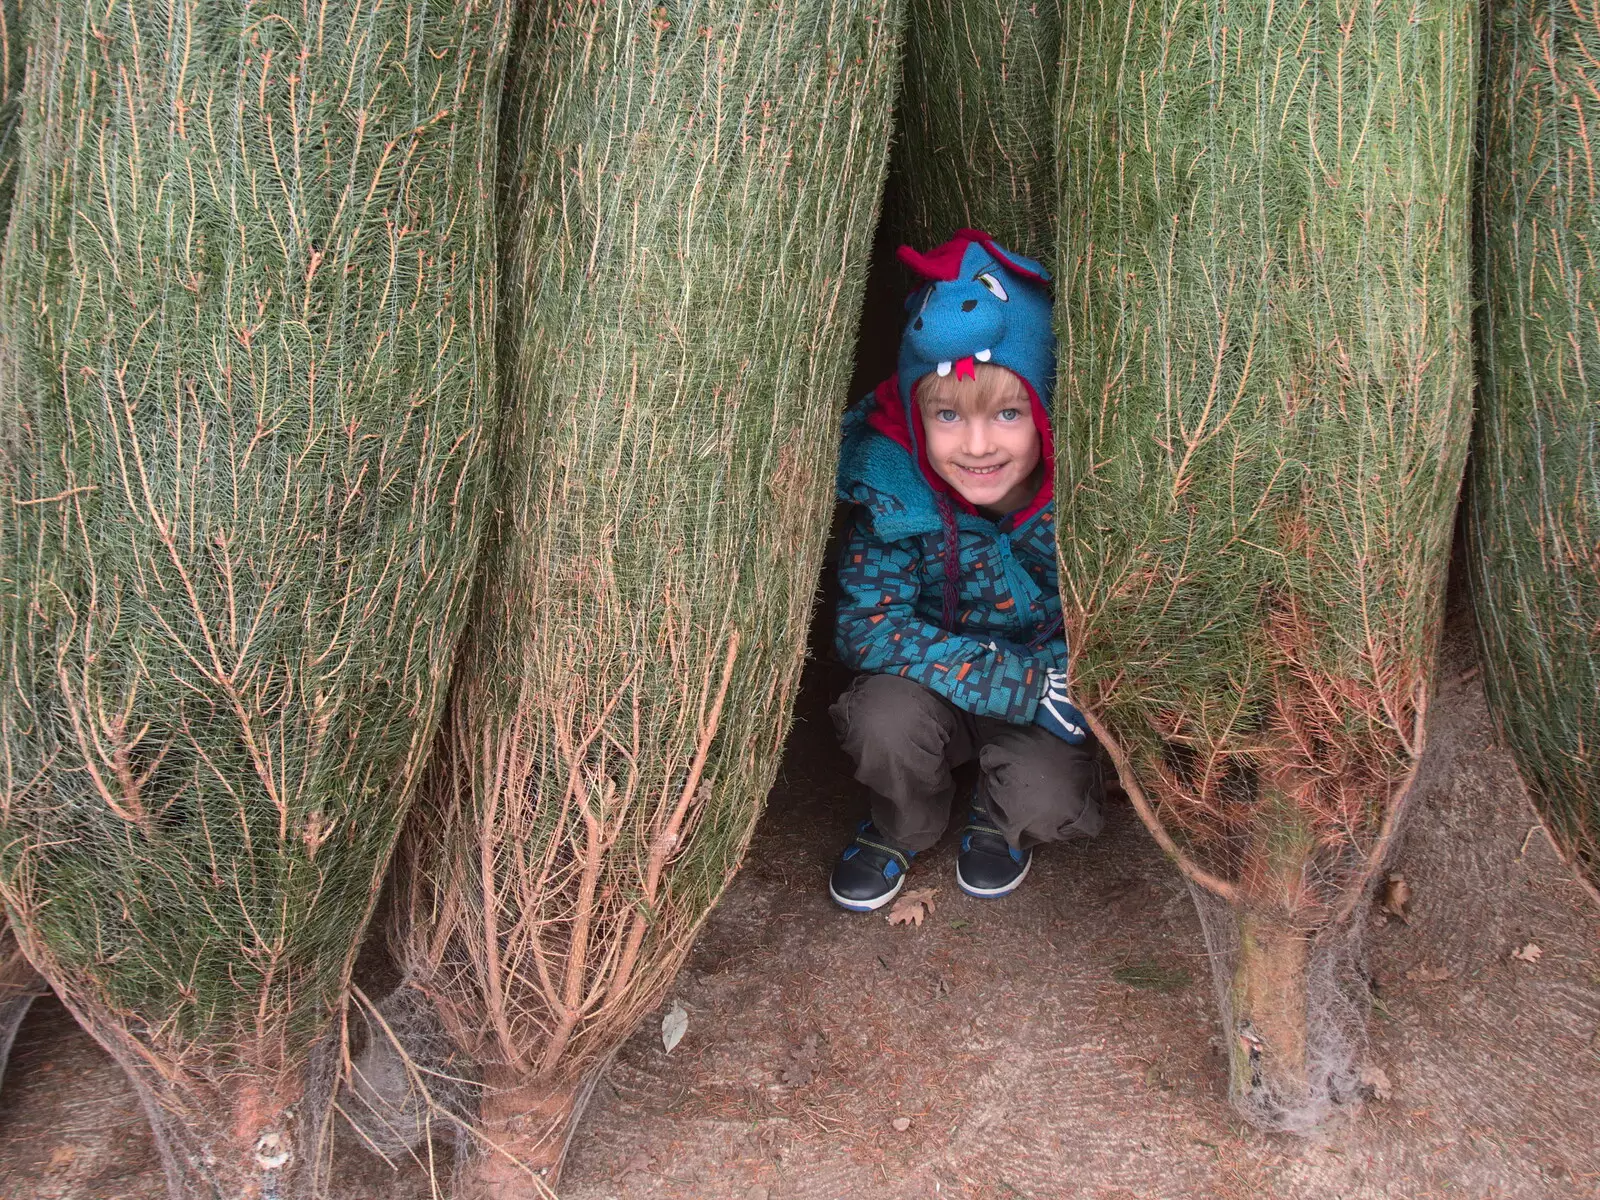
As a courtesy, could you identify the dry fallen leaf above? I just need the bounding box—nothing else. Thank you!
[1405,965,1454,983]
[1511,942,1543,964]
[886,887,938,927]
[1359,1065,1393,1101]
[611,1150,655,1182]
[891,1116,912,1132]
[780,1033,821,1086]
[790,1033,820,1064]
[1380,872,1412,923]
[661,1001,688,1053]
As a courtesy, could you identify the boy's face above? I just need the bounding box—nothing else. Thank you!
[917,370,1042,514]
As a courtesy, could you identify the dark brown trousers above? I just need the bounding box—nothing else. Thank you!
[830,673,1105,853]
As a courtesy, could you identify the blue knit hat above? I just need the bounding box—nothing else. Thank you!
[896,228,1055,434]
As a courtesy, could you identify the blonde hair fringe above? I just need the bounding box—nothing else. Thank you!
[914,362,1029,415]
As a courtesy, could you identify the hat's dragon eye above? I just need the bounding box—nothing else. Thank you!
[976,272,1008,302]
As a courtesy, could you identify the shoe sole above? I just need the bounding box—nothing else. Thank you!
[956,853,1031,899]
[829,872,905,913]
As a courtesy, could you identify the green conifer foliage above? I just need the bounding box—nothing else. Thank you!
[0,3,508,1195]
[0,0,19,222]
[0,0,45,1093]
[1472,0,1600,899]
[1055,0,1475,1127]
[395,1,902,1189]
[892,0,1059,256]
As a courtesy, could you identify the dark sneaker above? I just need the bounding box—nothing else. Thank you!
[956,808,1031,898]
[829,821,913,912]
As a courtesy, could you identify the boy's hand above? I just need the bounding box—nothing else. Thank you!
[1035,670,1089,744]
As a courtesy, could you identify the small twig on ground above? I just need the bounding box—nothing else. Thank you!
[1518,825,1543,858]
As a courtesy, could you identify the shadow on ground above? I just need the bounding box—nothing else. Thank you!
[1,604,1597,1200]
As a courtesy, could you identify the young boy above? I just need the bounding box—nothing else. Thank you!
[829,229,1104,912]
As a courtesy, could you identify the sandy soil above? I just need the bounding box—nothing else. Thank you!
[1,604,1596,1200]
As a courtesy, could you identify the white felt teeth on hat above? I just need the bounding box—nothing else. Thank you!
[936,361,952,377]
[975,348,992,362]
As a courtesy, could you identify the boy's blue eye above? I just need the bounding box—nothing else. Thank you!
[936,409,959,423]
[997,408,1021,421]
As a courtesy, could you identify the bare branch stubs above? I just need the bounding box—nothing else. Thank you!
[415,615,743,1092]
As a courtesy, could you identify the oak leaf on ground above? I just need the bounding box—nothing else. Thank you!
[886,888,938,927]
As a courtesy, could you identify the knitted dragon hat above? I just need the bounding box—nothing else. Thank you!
[896,228,1055,416]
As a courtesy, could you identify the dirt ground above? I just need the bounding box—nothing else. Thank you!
[1,597,1597,1200]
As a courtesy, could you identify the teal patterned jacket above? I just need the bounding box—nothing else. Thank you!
[833,377,1066,723]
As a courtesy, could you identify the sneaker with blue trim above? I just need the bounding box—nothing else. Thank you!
[956,807,1031,898]
[829,820,913,912]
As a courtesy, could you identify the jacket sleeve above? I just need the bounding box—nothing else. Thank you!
[833,513,1053,722]
[1033,635,1070,673]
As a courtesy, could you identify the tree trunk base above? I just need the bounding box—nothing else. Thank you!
[457,1065,584,1199]
[1228,908,1311,1111]
[131,1069,311,1200]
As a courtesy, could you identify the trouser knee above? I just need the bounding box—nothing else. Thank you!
[830,674,964,851]
[978,724,1106,848]
[832,675,957,776]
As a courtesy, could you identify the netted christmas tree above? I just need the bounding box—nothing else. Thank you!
[1470,0,1600,901]
[891,0,1060,256]
[0,0,47,1098]
[1054,0,1476,1128]
[0,0,19,221]
[0,2,509,1195]
[390,1,902,1191]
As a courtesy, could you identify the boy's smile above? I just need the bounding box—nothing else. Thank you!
[917,366,1043,515]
